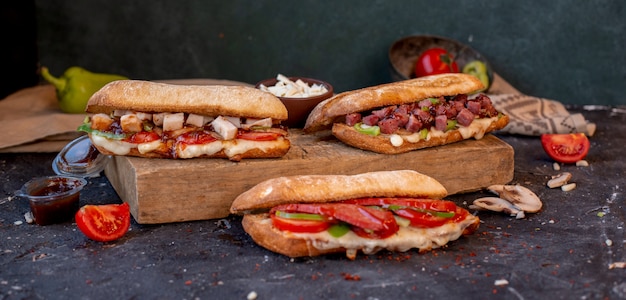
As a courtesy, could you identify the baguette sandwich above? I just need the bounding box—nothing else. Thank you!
[303,73,509,154]
[78,80,290,161]
[230,170,479,259]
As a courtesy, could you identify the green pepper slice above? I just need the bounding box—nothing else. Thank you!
[462,60,490,91]
[275,211,326,221]
[327,223,351,238]
[354,123,381,136]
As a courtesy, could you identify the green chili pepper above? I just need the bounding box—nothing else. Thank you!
[41,66,128,114]
[428,98,440,105]
[354,123,381,136]
[462,60,490,91]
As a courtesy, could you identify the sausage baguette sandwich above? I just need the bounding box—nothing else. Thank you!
[230,170,479,259]
[303,73,509,154]
[78,80,290,161]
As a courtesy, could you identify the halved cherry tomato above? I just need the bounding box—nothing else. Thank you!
[541,133,590,163]
[75,203,131,242]
[415,47,459,77]
[237,131,282,141]
[270,212,331,233]
[176,130,217,145]
[126,131,160,144]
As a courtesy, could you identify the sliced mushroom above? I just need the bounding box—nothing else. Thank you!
[547,172,572,188]
[471,197,524,217]
[487,184,543,213]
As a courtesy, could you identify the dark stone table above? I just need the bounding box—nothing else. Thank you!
[1,106,624,300]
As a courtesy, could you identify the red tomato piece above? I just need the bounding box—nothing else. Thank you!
[270,213,331,233]
[75,203,131,242]
[126,131,160,144]
[541,133,590,163]
[176,130,218,145]
[415,47,459,77]
[237,131,281,141]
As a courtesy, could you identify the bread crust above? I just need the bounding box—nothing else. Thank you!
[242,214,345,257]
[86,80,288,120]
[332,114,510,154]
[304,73,484,132]
[230,170,448,214]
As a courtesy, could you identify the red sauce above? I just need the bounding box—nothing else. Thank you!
[27,177,83,226]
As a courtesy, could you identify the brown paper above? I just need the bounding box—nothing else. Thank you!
[0,79,252,153]
[0,85,87,152]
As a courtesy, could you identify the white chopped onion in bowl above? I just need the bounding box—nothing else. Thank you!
[259,74,328,98]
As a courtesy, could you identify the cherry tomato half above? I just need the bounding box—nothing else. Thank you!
[540,133,590,164]
[270,212,331,233]
[126,131,160,144]
[415,47,459,77]
[75,203,131,242]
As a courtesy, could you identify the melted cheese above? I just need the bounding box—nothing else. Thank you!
[280,215,478,255]
[91,134,135,155]
[176,137,287,159]
[137,140,164,154]
[394,116,498,146]
[457,117,495,139]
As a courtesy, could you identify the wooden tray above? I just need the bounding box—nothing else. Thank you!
[104,130,514,224]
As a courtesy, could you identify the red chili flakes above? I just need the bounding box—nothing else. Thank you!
[341,272,361,281]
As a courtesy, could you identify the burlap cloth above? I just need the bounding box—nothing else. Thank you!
[0,76,594,153]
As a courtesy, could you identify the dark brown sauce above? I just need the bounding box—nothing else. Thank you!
[28,177,82,225]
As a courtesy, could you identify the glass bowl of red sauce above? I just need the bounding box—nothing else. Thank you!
[17,175,87,225]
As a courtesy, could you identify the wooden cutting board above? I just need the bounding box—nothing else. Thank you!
[104,130,514,224]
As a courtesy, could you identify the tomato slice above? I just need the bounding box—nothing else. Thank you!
[126,131,160,144]
[237,131,282,141]
[270,212,331,233]
[541,133,590,163]
[75,203,131,242]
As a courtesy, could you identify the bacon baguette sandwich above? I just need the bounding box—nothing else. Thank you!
[230,170,479,259]
[303,73,509,154]
[78,80,290,161]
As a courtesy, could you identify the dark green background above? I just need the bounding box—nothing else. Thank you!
[34,1,625,105]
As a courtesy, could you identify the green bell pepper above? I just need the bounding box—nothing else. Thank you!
[41,66,128,114]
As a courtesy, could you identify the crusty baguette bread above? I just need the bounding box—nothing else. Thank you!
[86,80,288,120]
[231,170,480,259]
[304,73,484,132]
[332,114,510,154]
[230,170,448,214]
